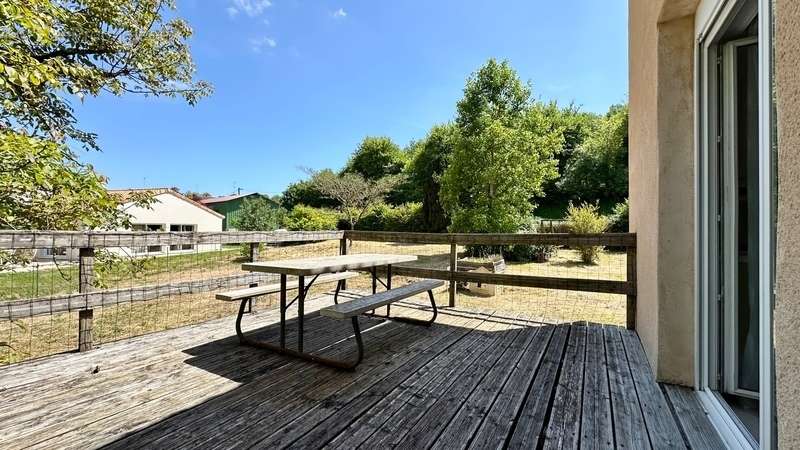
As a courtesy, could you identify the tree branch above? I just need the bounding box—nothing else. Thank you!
[32,47,115,62]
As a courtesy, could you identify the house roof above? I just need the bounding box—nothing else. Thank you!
[109,188,225,219]
[198,192,262,205]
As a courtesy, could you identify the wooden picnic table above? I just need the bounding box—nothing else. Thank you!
[241,253,417,369]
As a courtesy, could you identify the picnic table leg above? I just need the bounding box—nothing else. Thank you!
[370,267,377,315]
[280,274,286,349]
[246,282,257,313]
[386,264,392,317]
[298,275,305,353]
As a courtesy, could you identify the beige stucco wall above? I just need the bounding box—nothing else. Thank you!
[774,0,800,446]
[632,0,800,444]
[629,0,698,385]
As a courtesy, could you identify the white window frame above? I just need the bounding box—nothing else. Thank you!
[695,0,775,448]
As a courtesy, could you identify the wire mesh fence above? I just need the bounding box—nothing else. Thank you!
[0,230,635,366]
[347,234,629,326]
[0,231,341,365]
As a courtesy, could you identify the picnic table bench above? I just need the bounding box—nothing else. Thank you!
[224,254,443,370]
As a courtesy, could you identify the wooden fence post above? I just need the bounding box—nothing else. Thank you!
[78,247,95,352]
[449,243,457,307]
[626,243,637,330]
[249,242,260,262]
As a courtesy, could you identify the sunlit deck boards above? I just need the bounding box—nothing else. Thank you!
[0,294,721,449]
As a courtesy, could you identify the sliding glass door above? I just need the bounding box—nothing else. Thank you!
[698,0,774,447]
[722,38,760,400]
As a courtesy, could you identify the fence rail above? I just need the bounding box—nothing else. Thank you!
[0,229,637,364]
[0,230,343,249]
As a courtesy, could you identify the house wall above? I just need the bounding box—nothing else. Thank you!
[633,0,800,445]
[629,0,698,385]
[124,193,223,233]
[774,0,800,445]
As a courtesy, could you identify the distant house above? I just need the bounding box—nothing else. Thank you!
[199,193,277,230]
[36,188,224,261]
[111,188,223,255]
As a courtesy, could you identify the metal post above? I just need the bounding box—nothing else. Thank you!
[246,282,257,313]
[339,236,348,290]
[78,247,95,352]
[386,264,392,317]
[280,274,287,349]
[298,275,305,353]
[449,243,457,307]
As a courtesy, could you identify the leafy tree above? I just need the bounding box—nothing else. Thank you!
[184,191,212,201]
[305,168,401,230]
[609,198,629,233]
[343,136,407,180]
[0,131,152,230]
[231,197,283,231]
[454,59,532,135]
[1,0,211,150]
[0,0,210,231]
[559,104,629,202]
[281,177,339,210]
[440,59,561,235]
[407,123,458,232]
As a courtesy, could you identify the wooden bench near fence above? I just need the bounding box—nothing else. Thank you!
[0,230,637,355]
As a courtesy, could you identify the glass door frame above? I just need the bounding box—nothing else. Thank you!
[695,0,775,448]
[721,36,760,401]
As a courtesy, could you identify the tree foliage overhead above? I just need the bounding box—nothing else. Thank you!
[0,0,211,231]
[343,136,407,181]
[0,131,152,230]
[1,0,212,149]
[440,59,561,233]
[558,104,628,202]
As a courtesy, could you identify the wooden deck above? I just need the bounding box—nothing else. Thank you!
[0,293,723,449]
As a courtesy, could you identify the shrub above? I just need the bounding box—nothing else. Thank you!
[566,201,609,263]
[504,243,556,263]
[609,199,629,233]
[231,197,284,231]
[503,217,558,263]
[282,205,340,231]
[354,202,423,232]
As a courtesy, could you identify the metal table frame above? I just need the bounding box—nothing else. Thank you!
[235,255,423,370]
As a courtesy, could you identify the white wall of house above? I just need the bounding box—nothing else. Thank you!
[119,192,223,256]
[34,192,224,261]
[124,192,223,233]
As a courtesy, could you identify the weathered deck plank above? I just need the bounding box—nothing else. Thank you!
[0,295,722,450]
[333,313,517,448]
[399,317,536,450]
[605,325,652,449]
[543,322,587,449]
[507,323,570,449]
[662,384,726,449]
[621,329,685,448]
[580,322,615,448]
[428,322,543,450]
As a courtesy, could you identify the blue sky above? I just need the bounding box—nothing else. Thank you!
[79,0,628,196]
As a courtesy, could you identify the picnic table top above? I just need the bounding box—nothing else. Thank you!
[242,253,418,276]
